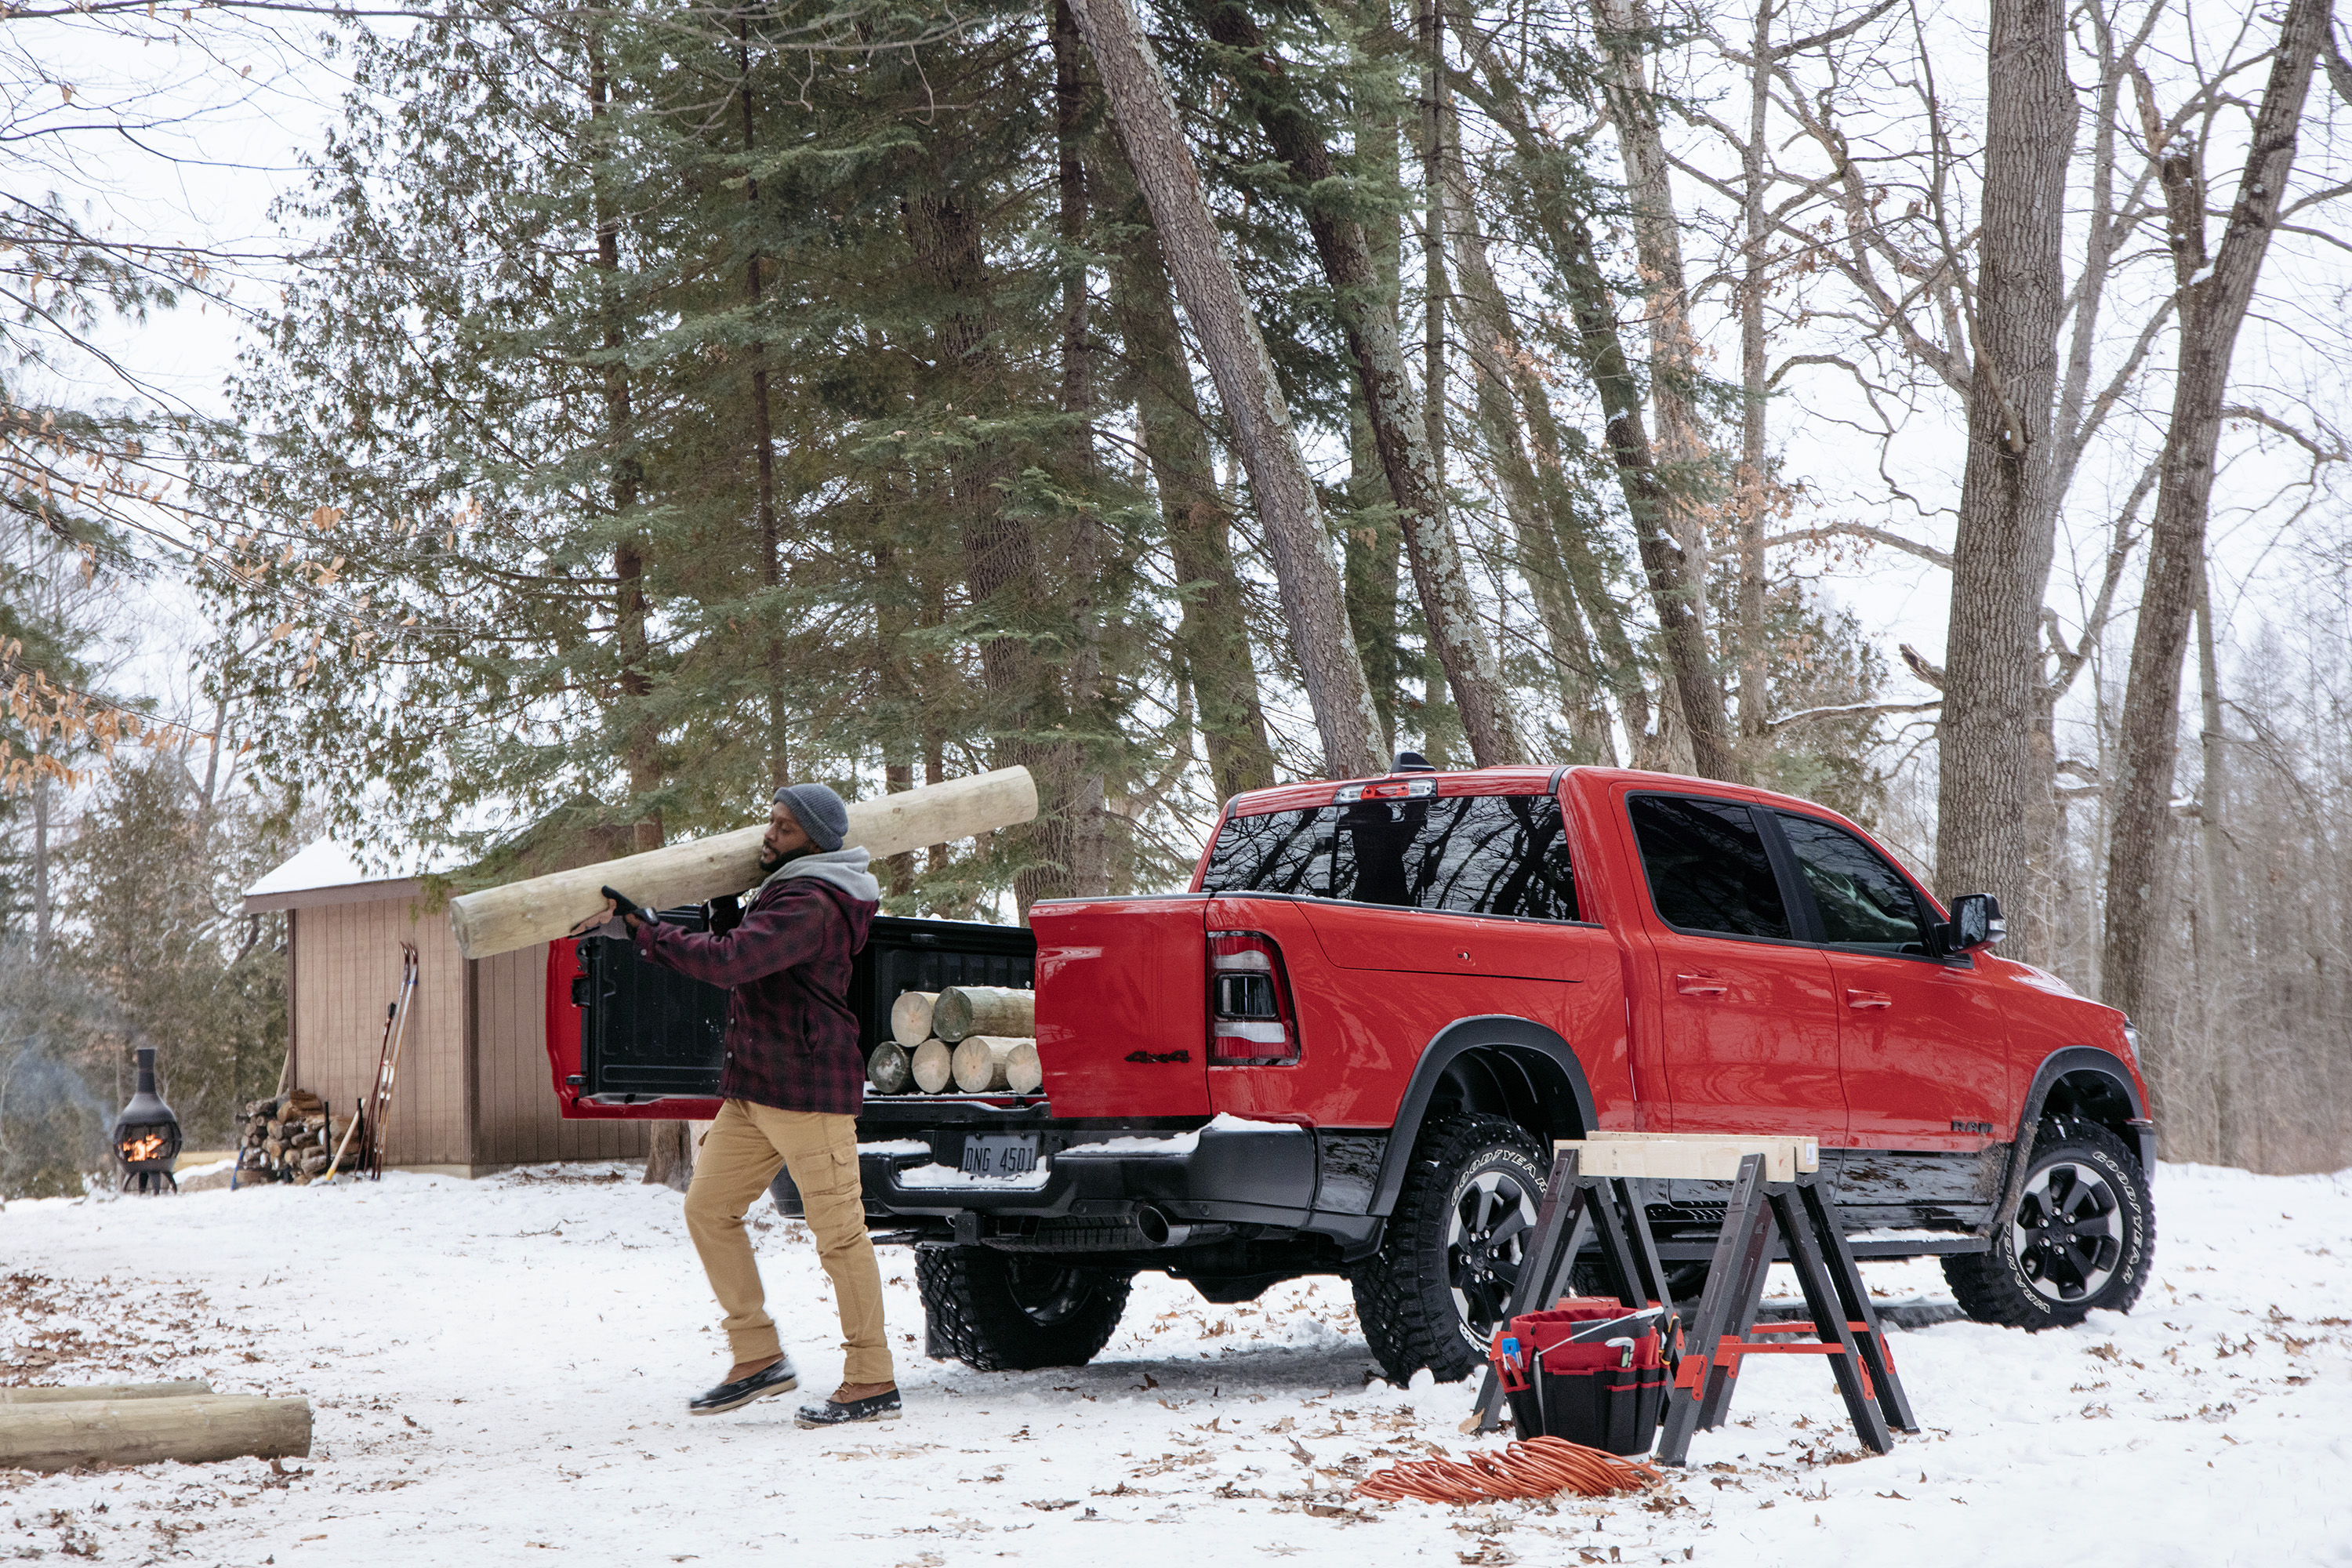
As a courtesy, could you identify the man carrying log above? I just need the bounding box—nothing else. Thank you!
[575,783,898,1427]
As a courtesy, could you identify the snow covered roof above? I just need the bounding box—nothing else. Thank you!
[243,837,463,913]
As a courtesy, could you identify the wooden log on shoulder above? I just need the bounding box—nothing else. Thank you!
[446,767,1039,959]
[0,1381,212,1405]
[909,1039,956,1094]
[867,1041,913,1096]
[931,985,1036,1044]
[888,991,938,1048]
[950,1036,1036,1094]
[0,1396,310,1472]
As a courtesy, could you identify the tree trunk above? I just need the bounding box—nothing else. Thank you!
[1202,2,1521,768]
[1593,0,1715,642]
[1437,139,1614,760]
[587,32,659,847]
[1106,216,1279,798]
[1065,0,1383,779]
[1462,37,1734,779]
[1056,0,1112,898]
[903,183,1076,920]
[1932,0,2073,939]
[2193,559,2240,1164]
[31,768,49,967]
[1345,395,1406,757]
[1733,0,1774,767]
[592,30,686,1190]
[738,17,789,787]
[2101,0,2322,1054]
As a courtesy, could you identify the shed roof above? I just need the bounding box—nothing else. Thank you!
[244,837,463,914]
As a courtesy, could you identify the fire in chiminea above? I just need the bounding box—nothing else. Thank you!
[112,1045,183,1194]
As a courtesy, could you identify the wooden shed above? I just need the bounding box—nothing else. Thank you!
[243,840,648,1176]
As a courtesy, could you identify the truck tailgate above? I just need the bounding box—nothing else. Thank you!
[1029,896,1212,1118]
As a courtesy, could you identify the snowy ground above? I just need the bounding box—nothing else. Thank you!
[5,1160,2350,1568]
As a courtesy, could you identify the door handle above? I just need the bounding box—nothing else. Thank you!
[1846,989,1893,1010]
[1675,973,1729,996]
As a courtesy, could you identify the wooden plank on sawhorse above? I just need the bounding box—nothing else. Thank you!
[1657,1153,1918,1466]
[1467,1147,1672,1434]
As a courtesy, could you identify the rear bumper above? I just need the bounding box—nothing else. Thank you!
[784,1098,1387,1256]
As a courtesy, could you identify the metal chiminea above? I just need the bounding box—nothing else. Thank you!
[112,1046,183,1194]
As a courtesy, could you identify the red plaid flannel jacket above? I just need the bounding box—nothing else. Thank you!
[634,874,878,1116]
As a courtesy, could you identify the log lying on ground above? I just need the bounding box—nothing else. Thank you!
[0,1381,212,1405]
[889,991,938,1048]
[909,1039,956,1094]
[931,985,1036,1044]
[447,767,1040,960]
[866,1041,913,1096]
[0,1396,311,1472]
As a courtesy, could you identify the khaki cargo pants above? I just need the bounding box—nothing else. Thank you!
[683,1099,894,1386]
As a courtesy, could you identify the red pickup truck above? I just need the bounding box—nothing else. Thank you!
[553,762,2156,1384]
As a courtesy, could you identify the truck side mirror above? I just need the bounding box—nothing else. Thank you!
[1936,892,2004,956]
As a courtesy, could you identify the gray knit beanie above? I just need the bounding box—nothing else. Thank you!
[772,782,850,852]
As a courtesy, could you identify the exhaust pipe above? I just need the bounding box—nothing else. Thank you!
[1137,1205,1194,1248]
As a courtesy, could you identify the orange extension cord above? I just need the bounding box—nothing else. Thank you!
[1354,1436,1661,1504]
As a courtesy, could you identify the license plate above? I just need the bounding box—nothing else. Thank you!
[961,1134,1042,1179]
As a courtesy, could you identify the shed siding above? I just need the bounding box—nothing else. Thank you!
[290,897,469,1167]
[470,943,648,1167]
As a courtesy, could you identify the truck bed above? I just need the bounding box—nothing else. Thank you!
[549,910,1038,1120]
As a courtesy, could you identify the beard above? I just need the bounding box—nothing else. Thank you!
[755,841,808,878]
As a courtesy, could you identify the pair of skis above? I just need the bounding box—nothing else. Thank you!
[327,941,418,1183]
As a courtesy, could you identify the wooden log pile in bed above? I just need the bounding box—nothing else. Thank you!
[866,985,1040,1096]
[233,1090,365,1184]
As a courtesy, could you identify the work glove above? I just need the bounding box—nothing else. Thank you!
[601,885,657,931]
[709,892,744,935]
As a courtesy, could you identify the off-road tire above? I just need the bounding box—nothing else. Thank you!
[1944,1118,2153,1330]
[1353,1113,1549,1385]
[916,1245,1132,1372]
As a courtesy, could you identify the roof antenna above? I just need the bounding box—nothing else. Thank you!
[1392,750,1436,774]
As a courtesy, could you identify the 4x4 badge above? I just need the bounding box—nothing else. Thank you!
[1125,1050,1192,1065]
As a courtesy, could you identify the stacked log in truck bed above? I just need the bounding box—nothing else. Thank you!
[867,985,1041,1096]
[234,1090,364,1184]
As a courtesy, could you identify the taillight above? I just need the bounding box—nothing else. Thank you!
[1207,930,1301,1065]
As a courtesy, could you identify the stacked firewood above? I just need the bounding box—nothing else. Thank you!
[233,1090,365,1184]
[867,985,1041,1096]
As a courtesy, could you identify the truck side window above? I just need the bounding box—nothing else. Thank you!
[1627,794,1791,939]
[1200,808,1333,895]
[1776,812,1930,953]
[1330,794,1579,919]
[1425,794,1578,920]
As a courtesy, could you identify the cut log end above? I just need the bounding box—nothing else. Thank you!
[950,1035,1037,1094]
[909,1039,956,1094]
[888,990,938,1048]
[867,1041,913,1096]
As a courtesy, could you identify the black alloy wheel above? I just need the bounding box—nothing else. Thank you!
[2012,1159,2124,1302]
[1446,1163,1543,1343]
[1353,1113,1550,1384]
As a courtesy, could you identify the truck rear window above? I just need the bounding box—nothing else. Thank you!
[1200,794,1578,920]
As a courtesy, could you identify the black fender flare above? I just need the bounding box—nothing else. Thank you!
[2019,1046,2154,1169]
[1367,1015,1598,1218]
